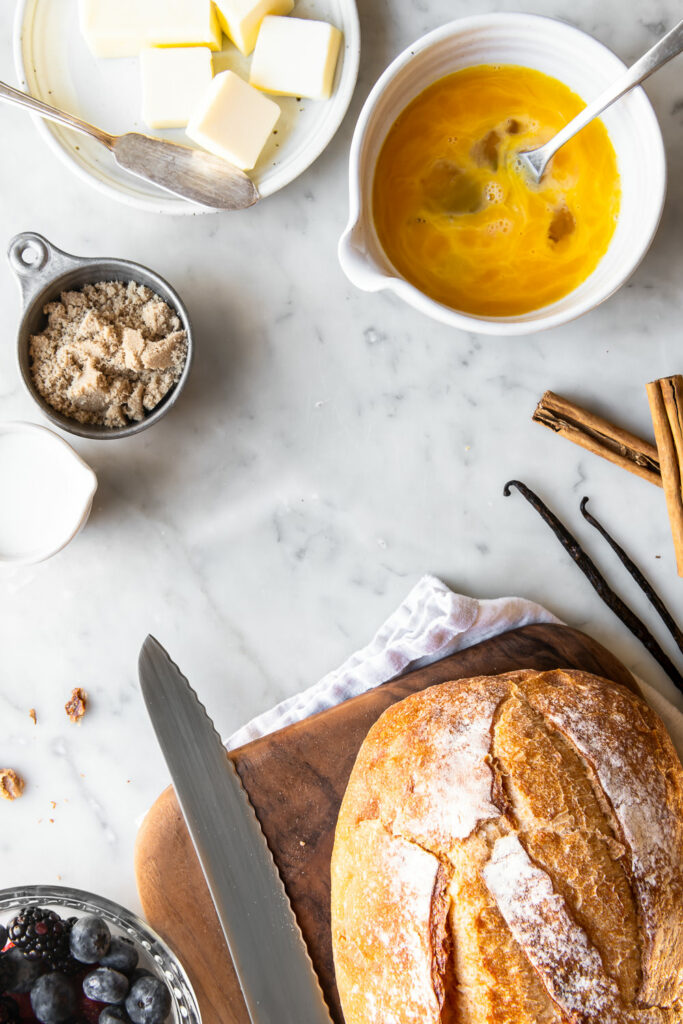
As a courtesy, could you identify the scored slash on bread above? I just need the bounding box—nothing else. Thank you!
[330,669,683,1024]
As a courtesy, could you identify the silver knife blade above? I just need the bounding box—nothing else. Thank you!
[112,134,260,210]
[138,636,333,1024]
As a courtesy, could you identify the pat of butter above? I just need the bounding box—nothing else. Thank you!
[141,48,214,129]
[214,0,294,56]
[187,70,280,171]
[80,0,222,59]
[250,17,342,100]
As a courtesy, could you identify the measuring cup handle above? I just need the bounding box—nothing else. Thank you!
[7,232,54,275]
[7,232,80,304]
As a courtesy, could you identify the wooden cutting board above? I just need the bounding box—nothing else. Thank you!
[135,623,638,1024]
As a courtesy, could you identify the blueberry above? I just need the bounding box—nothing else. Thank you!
[99,1007,130,1024]
[0,996,19,1024]
[83,969,129,1005]
[0,952,18,993]
[29,973,76,1024]
[4,948,46,993]
[0,925,7,950]
[125,977,171,1024]
[70,917,111,964]
[126,970,152,988]
[99,939,138,974]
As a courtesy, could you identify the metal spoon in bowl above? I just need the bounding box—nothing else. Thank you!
[517,18,683,184]
[0,80,259,210]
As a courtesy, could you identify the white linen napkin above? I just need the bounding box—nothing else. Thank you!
[227,575,683,759]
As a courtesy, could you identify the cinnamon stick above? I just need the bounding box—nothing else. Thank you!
[647,376,683,577]
[533,390,661,487]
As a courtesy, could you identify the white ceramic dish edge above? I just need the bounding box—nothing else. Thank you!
[0,421,98,567]
[13,0,361,215]
[339,13,667,337]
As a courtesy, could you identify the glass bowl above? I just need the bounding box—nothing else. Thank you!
[0,885,201,1024]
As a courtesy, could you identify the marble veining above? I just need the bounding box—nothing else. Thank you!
[0,0,682,917]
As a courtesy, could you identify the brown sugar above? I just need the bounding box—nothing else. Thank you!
[65,687,88,723]
[0,769,25,801]
[29,281,187,429]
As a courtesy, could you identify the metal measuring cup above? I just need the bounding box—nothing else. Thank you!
[7,232,194,440]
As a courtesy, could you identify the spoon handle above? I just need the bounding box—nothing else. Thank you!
[538,18,683,168]
[0,80,114,149]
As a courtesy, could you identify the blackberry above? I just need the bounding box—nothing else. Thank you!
[7,909,70,968]
[51,920,80,977]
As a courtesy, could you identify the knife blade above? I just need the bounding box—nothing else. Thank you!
[138,635,333,1024]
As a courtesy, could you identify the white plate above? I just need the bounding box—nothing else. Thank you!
[13,0,360,214]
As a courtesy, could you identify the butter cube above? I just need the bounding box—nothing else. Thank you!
[250,17,342,100]
[214,0,293,56]
[148,1,222,50]
[80,0,222,59]
[141,47,214,129]
[80,0,150,57]
[187,70,280,170]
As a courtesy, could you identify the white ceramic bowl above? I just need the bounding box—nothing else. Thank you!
[14,0,360,214]
[339,14,667,336]
[0,422,97,566]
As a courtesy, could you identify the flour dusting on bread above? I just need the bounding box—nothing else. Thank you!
[531,675,683,1006]
[332,819,444,1023]
[484,833,629,1024]
[392,703,503,847]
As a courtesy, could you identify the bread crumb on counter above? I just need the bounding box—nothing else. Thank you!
[0,769,25,801]
[65,687,88,723]
[29,708,37,725]
[29,281,187,429]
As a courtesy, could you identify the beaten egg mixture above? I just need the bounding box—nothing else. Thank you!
[372,65,621,317]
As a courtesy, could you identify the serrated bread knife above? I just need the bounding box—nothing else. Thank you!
[138,636,333,1024]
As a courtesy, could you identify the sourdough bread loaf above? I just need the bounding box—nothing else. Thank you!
[330,669,683,1024]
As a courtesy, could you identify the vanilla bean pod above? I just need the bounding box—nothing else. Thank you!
[580,497,683,656]
[503,480,683,692]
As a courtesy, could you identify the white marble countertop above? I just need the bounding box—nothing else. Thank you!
[0,0,682,917]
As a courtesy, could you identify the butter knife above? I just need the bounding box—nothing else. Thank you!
[0,81,259,210]
[138,636,333,1024]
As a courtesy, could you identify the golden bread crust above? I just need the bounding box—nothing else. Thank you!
[330,669,683,1024]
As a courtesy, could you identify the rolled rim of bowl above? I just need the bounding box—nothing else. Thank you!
[340,12,667,336]
[13,245,194,440]
[0,420,98,567]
